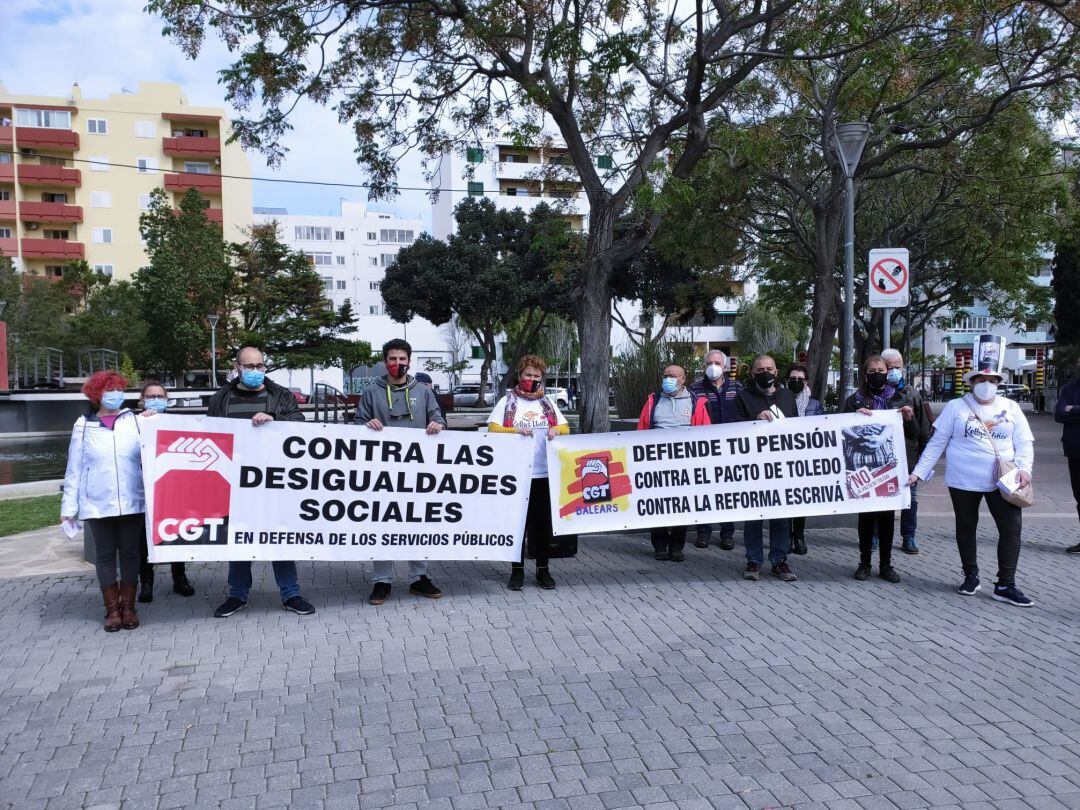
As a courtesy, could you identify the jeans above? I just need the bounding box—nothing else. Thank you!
[948,487,1022,584]
[652,526,687,554]
[696,522,735,541]
[858,511,894,567]
[228,561,301,602]
[743,519,789,566]
[86,514,143,587]
[900,481,918,541]
[373,560,428,584]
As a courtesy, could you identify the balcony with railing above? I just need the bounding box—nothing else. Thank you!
[0,126,79,151]
[164,172,222,194]
[17,164,81,187]
[162,135,221,158]
[19,201,83,223]
[20,238,84,259]
[0,199,15,219]
[0,164,15,182]
[0,237,15,256]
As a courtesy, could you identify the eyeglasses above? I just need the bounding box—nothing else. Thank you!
[238,363,267,372]
[144,396,167,402]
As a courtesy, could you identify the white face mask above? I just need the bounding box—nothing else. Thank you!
[705,364,724,380]
[973,381,998,401]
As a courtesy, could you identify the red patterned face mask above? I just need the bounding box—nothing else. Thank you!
[386,362,409,379]
[521,379,541,393]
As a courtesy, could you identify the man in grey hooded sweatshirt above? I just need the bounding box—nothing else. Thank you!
[355,338,447,605]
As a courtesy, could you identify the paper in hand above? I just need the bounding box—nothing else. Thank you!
[61,519,81,540]
[997,467,1023,495]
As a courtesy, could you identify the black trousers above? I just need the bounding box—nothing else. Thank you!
[948,487,1022,585]
[791,517,806,539]
[858,511,894,567]
[652,526,687,553]
[86,514,143,588]
[514,477,552,569]
[138,526,187,579]
[1070,457,1080,523]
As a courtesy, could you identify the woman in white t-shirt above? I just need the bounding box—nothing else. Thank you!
[487,355,570,591]
[909,365,1034,607]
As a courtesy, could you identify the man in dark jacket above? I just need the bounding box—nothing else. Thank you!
[881,349,931,554]
[732,354,799,582]
[208,346,316,619]
[355,338,447,605]
[689,350,742,550]
[1056,373,1080,553]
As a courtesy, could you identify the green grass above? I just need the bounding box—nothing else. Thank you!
[0,494,63,538]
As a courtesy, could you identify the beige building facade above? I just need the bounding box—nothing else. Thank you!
[0,81,252,280]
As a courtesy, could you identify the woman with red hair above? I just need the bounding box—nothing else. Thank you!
[61,370,145,631]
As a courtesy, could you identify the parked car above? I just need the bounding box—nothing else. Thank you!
[998,383,1030,401]
[545,387,570,408]
[289,387,310,404]
[452,385,495,407]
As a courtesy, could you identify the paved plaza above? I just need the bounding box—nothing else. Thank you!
[2,413,1080,810]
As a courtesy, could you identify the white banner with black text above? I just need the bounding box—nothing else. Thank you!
[546,411,910,536]
[140,415,533,562]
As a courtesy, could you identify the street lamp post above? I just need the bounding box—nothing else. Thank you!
[208,313,220,388]
[831,122,871,400]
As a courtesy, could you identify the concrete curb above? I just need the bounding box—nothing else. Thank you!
[0,479,64,501]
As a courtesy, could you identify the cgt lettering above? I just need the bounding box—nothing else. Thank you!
[582,483,610,502]
[158,517,225,543]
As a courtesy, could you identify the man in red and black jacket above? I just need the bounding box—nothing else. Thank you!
[689,350,742,549]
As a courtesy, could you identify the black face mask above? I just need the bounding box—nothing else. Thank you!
[754,372,777,390]
[787,378,805,393]
[866,371,888,391]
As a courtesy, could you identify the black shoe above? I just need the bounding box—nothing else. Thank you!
[171,572,195,597]
[791,535,807,555]
[654,550,670,561]
[694,538,709,548]
[536,567,556,589]
[283,596,316,615]
[137,576,154,603]
[958,574,981,595]
[992,583,1034,607]
[369,582,391,605]
[1067,543,1080,554]
[669,551,685,562]
[719,536,735,551]
[901,538,919,555]
[879,566,901,583]
[213,597,247,618]
[409,576,443,599]
[853,563,871,581]
[508,568,524,591]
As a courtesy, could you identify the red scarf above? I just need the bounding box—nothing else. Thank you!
[502,387,558,428]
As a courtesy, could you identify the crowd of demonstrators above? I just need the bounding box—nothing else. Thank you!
[843,355,911,584]
[208,347,316,619]
[355,339,446,605]
[785,363,823,555]
[1056,372,1080,554]
[487,355,570,589]
[732,355,799,582]
[880,349,931,554]
[690,350,741,550]
[911,362,1035,607]
[638,364,710,561]
[61,371,145,632]
[136,380,195,603]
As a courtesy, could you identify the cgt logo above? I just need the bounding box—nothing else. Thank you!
[558,448,632,518]
[152,430,234,545]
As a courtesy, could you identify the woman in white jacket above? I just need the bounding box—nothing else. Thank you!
[909,365,1034,607]
[61,371,145,631]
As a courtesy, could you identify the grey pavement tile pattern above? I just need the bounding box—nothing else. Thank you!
[2,518,1080,810]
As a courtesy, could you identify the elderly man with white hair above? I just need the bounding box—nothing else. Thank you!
[880,348,931,554]
[690,349,743,549]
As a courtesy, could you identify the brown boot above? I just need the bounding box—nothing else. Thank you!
[118,583,140,630]
[101,584,122,632]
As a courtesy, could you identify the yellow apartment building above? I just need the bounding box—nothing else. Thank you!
[0,81,252,281]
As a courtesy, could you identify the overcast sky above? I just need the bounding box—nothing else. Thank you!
[0,0,435,224]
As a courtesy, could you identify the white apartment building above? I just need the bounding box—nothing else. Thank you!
[253,202,461,393]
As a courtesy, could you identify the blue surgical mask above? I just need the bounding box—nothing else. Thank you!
[144,398,168,413]
[886,368,903,387]
[661,377,679,394]
[101,391,126,410]
[241,369,266,388]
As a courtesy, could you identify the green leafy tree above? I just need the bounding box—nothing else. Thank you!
[148,0,911,432]
[134,188,232,384]
[65,280,150,369]
[382,198,578,403]
[228,222,360,371]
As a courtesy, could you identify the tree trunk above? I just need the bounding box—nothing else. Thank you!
[806,270,839,404]
[578,201,617,434]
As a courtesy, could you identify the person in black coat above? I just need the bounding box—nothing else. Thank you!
[786,362,825,554]
[689,349,742,550]
[1056,373,1080,554]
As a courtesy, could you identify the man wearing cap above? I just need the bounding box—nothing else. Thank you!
[909,336,1035,607]
[414,372,448,422]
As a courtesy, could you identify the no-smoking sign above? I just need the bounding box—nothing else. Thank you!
[868,248,909,308]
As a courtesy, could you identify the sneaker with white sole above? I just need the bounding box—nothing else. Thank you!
[958,574,981,596]
[213,597,248,618]
[992,583,1034,607]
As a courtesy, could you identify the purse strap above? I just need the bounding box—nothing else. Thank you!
[962,395,1003,462]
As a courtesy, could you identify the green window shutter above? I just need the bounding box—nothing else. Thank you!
[597,155,613,169]
[467,181,484,197]
[467,147,484,163]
